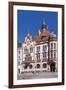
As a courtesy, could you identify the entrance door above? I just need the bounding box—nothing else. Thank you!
[50,63,55,72]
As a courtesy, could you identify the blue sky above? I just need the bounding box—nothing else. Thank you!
[17,10,58,43]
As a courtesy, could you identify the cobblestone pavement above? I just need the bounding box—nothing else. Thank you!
[17,72,58,80]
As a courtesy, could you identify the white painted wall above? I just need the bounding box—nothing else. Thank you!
[0,0,66,90]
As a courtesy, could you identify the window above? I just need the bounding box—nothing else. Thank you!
[45,45,47,50]
[54,52,56,59]
[18,50,20,54]
[51,43,53,49]
[24,48,28,54]
[43,53,45,58]
[37,46,40,52]
[18,56,20,59]
[24,65,27,69]
[43,63,47,68]
[30,46,33,53]
[54,43,56,49]
[18,61,20,65]
[29,64,32,69]
[45,52,46,58]
[43,45,45,51]
[36,53,40,61]
[36,64,40,68]
[43,52,47,59]
[43,45,47,52]
[25,54,32,61]
[51,51,53,58]
[18,69,20,74]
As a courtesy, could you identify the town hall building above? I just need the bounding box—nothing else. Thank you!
[17,19,58,74]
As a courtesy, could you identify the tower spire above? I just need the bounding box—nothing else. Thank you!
[43,17,46,25]
[42,18,47,32]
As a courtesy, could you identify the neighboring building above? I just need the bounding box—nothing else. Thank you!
[17,19,58,74]
[17,43,22,74]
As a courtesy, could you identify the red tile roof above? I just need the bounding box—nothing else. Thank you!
[34,31,57,44]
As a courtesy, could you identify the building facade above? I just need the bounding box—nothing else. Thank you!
[17,19,58,74]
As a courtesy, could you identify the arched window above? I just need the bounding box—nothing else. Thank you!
[24,64,28,69]
[29,64,32,69]
[36,64,40,68]
[43,63,47,68]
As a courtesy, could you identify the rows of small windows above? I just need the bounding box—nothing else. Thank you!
[23,63,47,69]
[18,46,33,54]
[24,46,33,54]
[18,52,56,62]
[36,43,56,53]
[50,43,56,49]
[36,45,47,53]
[23,43,56,54]
[36,52,48,57]
[23,45,48,54]
[36,52,56,61]
[36,53,48,62]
